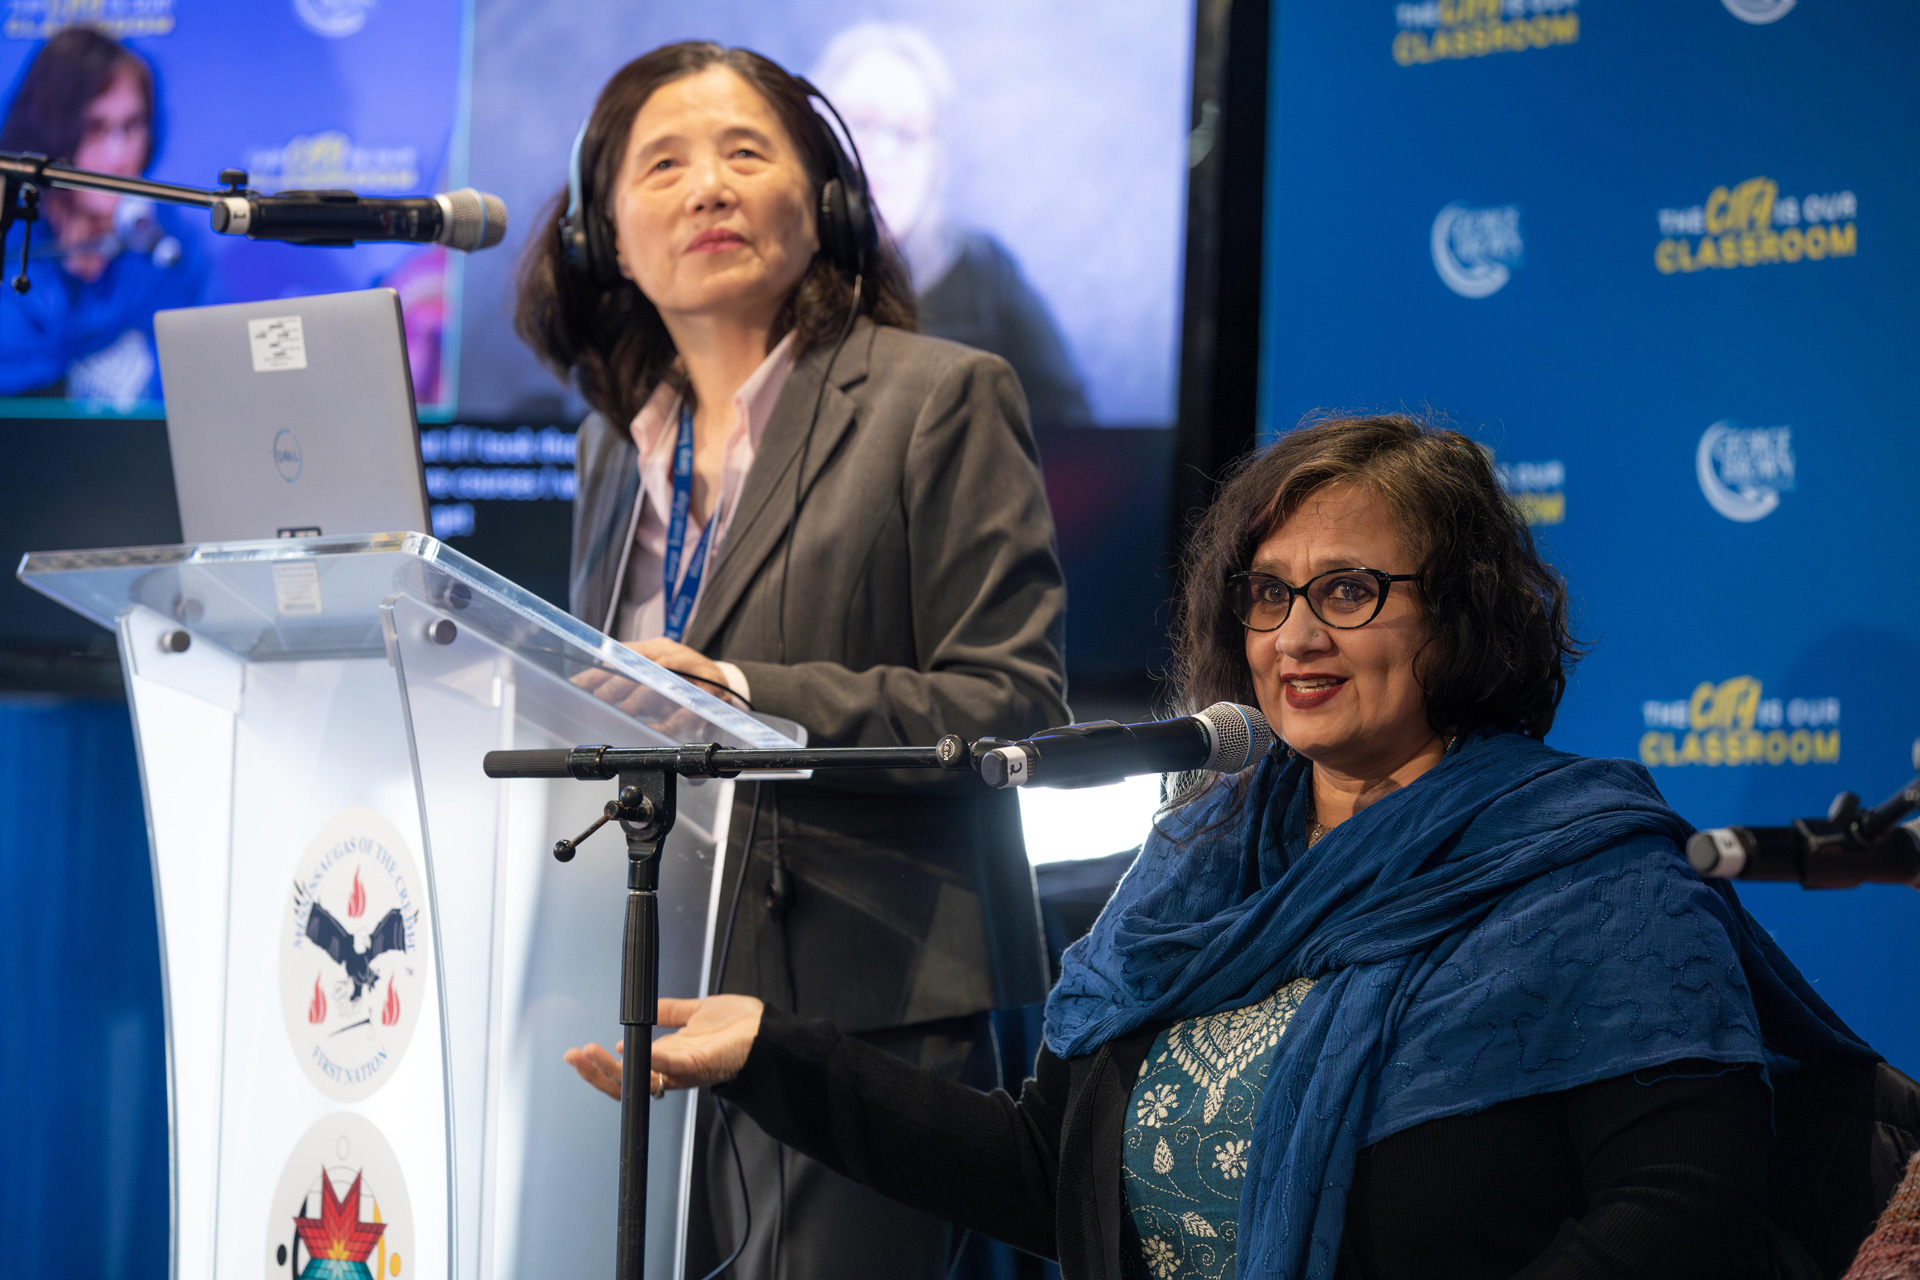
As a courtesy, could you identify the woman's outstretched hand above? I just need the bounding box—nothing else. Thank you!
[563,995,766,1101]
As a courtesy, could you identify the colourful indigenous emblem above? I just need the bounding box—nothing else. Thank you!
[294,1170,386,1278]
[266,1113,413,1279]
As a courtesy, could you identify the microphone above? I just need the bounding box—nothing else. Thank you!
[977,702,1273,790]
[1687,820,1920,888]
[1688,759,1920,888]
[209,187,508,251]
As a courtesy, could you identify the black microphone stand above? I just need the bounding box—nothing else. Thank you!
[0,150,238,295]
[482,736,978,1280]
[1688,738,1920,886]
[1780,768,1920,888]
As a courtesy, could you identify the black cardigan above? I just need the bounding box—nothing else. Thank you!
[717,1007,1840,1279]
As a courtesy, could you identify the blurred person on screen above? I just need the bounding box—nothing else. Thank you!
[0,26,207,409]
[813,23,1092,427]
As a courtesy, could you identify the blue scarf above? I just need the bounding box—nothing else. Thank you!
[1045,731,1871,1279]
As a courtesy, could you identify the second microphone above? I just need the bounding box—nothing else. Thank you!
[977,702,1274,789]
[210,186,509,251]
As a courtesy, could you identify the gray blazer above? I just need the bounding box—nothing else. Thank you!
[570,320,1069,1031]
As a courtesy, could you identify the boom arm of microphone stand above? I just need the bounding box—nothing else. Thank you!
[482,735,976,781]
[0,151,222,209]
[4,150,227,295]
[479,732,974,1280]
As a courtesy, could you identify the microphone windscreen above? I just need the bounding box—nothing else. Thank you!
[478,191,508,247]
[483,748,574,778]
[438,187,509,251]
[1196,702,1273,773]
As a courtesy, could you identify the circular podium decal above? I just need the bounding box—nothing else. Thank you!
[281,809,428,1101]
[266,1111,414,1279]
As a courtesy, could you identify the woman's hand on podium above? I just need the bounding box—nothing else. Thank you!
[624,638,730,697]
[562,995,766,1101]
[571,637,747,729]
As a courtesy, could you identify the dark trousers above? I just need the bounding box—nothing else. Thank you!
[682,1013,1000,1280]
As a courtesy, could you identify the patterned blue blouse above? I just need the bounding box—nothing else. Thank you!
[1120,977,1317,1280]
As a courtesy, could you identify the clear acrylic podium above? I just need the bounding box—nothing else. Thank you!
[18,532,803,1280]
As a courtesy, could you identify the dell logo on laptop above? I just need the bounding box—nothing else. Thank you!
[272,429,304,482]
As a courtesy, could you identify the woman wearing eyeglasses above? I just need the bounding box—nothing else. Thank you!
[578,413,1912,1278]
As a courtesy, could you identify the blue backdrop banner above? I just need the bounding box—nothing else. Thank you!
[1259,0,1920,1071]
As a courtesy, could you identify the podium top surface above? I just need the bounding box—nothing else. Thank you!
[18,530,800,750]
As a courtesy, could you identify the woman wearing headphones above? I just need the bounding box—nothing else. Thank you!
[515,42,1069,1280]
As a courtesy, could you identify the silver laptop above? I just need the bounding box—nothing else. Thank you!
[155,288,430,543]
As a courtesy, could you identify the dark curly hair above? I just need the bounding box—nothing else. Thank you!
[513,42,915,433]
[1170,412,1580,790]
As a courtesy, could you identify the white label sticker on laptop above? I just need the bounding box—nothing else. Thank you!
[271,560,323,615]
[247,315,307,372]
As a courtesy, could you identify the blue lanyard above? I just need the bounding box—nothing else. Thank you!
[661,401,719,642]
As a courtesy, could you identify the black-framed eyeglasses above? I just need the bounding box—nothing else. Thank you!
[1226,568,1418,631]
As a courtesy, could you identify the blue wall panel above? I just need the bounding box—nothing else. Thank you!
[0,698,167,1278]
[1260,0,1920,1070]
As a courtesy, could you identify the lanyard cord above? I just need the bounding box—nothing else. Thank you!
[662,400,721,642]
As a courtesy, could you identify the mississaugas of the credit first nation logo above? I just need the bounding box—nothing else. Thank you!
[280,809,426,1102]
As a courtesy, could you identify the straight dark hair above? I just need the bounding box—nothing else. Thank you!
[513,42,915,431]
[1168,413,1581,804]
[0,26,153,167]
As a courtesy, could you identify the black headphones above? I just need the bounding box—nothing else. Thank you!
[558,72,877,288]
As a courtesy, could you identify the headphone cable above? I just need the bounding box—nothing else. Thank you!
[694,1096,752,1280]
[775,273,863,666]
[677,669,754,712]
[592,73,872,1279]
[709,85,869,1269]
[699,147,864,1265]
[692,781,762,1279]
[752,273,860,1279]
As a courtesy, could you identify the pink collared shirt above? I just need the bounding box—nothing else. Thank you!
[612,333,798,692]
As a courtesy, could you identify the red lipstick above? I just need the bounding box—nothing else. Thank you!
[1280,673,1347,710]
